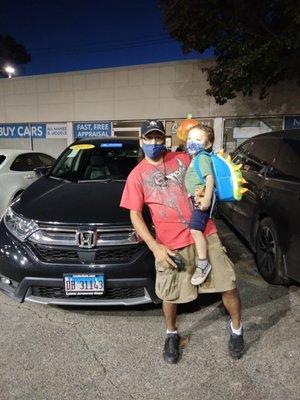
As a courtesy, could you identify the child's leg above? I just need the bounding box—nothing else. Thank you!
[189,209,211,285]
[190,229,207,259]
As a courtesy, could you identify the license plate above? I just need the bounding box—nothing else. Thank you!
[64,274,104,296]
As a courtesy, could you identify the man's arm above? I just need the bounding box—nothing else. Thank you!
[130,210,176,269]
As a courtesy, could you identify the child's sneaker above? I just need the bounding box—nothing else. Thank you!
[191,263,211,285]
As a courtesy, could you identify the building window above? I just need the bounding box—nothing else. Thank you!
[223,117,283,153]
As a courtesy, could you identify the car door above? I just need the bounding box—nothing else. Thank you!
[266,137,300,281]
[231,137,280,243]
[10,153,38,186]
[7,153,41,199]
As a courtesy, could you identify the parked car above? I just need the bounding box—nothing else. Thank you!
[0,138,159,306]
[0,149,55,216]
[218,130,300,284]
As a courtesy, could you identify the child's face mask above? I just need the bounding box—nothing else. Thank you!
[186,128,207,155]
[186,140,204,155]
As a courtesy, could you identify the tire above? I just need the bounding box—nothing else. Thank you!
[255,218,291,285]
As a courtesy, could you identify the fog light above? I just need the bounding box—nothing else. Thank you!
[1,277,11,285]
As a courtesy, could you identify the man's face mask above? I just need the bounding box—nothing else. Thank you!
[186,140,204,155]
[142,143,166,160]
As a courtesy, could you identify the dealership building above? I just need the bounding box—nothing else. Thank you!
[0,59,299,157]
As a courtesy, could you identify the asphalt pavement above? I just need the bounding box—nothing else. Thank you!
[0,219,299,400]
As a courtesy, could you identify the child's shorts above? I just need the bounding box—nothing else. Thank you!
[189,194,216,232]
[189,207,211,232]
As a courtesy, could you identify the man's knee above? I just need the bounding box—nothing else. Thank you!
[222,288,239,299]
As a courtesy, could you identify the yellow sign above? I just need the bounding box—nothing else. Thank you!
[69,144,95,150]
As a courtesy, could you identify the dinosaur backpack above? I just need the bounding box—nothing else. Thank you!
[193,150,247,202]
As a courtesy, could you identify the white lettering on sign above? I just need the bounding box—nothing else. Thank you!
[77,124,92,131]
[0,124,46,138]
[74,121,112,138]
[0,126,16,137]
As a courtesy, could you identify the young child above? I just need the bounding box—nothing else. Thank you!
[184,124,216,285]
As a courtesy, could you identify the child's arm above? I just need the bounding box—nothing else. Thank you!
[200,174,214,211]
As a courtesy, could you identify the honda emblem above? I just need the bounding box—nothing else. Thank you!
[76,229,97,248]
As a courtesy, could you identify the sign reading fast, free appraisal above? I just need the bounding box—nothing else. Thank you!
[74,122,112,138]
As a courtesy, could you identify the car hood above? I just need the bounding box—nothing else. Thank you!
[12,176,135,225]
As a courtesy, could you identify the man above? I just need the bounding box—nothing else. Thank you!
[120,120,244,363]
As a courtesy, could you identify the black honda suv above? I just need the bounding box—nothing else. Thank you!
[218,130,300,285]
[0,137,159,306]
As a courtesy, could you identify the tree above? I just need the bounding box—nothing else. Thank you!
[0,34,31,77]
[159,0,300,104]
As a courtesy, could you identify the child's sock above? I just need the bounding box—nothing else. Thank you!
[198,258,208,270]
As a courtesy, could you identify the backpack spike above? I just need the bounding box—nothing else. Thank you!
[240,188,248,194]
[226,155,231,162]
[217,149,225,157]
[235,164,242,170]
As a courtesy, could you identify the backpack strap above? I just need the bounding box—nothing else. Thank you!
[193,151,211,181]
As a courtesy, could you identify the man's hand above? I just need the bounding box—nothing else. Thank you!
[130,210,177,269]
[151,243,177,269]
[199,196,211,211]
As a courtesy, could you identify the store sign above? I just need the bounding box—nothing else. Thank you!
[171,122,178,135]
[74,122,112,138]
[46,123,67,138]
[284,116,300,130]
[0,123,46,139]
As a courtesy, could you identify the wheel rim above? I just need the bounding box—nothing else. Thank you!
[257,226,276,274]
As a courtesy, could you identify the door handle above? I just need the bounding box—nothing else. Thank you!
[261,189,271,201]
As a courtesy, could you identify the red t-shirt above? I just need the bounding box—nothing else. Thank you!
[120,152,217,250]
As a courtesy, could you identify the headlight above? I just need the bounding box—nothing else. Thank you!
[4,207,38,241]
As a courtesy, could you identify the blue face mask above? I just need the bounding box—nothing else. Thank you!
[186,140,204,155]
[142,143,166,160]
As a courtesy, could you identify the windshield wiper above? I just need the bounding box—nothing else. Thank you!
[48,176,73,183]
[77,178,126,183]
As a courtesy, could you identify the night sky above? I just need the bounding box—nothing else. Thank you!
[1,0,212,76]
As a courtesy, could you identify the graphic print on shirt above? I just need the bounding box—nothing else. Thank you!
[142,157,191,226]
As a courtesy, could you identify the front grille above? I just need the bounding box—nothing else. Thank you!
[29,243,142,264]
[31,245,80,263]
[30,286,145,300]
[95,246,141,262]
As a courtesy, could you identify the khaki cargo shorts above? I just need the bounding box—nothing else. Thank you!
[155,233,236,304]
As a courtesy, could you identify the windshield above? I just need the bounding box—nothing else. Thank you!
[50,142,142,182]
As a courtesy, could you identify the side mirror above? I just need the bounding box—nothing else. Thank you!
[34,166,50,176]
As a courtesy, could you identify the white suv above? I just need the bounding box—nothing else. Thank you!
[0,149,55,216]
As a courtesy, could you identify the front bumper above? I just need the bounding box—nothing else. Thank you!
[0,221,159,306]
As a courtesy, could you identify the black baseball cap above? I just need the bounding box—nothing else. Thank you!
[141,120,165,136]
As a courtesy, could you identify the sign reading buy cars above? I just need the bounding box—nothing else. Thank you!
[0,123,67,139]
[74,122,112,138]
[0,123,46,138]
